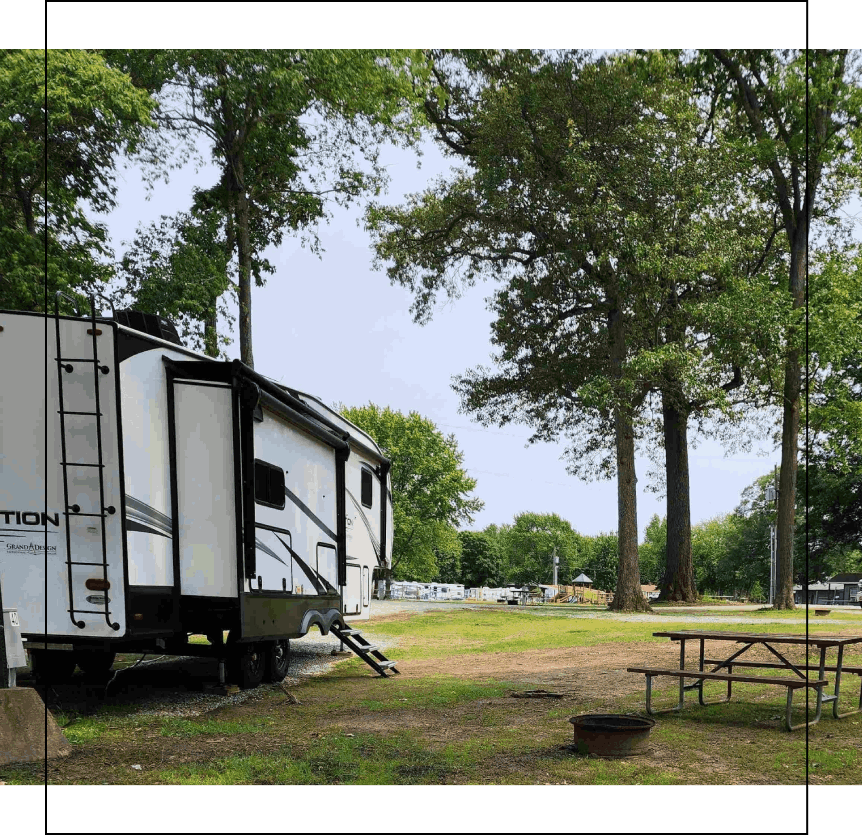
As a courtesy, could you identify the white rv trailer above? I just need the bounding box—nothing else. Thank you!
[0,301,396,688]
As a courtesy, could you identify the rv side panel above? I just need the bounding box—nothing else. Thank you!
[0,313,126,639]
[252,406,338,596]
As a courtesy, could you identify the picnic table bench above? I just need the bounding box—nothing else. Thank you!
[627,666,829,731]
[627,630,862,731]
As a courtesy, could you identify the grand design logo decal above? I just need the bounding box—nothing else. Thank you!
[1,509,60,551]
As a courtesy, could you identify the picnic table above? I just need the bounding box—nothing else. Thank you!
[628,630,862,731]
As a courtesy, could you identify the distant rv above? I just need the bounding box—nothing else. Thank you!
[389,581,465,601]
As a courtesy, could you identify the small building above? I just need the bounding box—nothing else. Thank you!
[793,574,862,605]
[641,584,659,601]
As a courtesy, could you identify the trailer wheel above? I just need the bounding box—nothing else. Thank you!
[265,640,290,683]
[75,648,116,679]
[29,649,77,685]
[232,644,265,690]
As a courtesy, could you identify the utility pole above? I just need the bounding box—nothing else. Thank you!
[766,466,779,606]
[552,545,559,588]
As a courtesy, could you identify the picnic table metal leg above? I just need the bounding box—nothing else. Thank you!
[786,648,827,731]
[644,673,685,716]
[679,639,686,709]
[696,639,733,707]
[831,644,862,719]
[785,684,825,732]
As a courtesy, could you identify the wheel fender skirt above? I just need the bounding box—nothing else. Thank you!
[299,608,342,636]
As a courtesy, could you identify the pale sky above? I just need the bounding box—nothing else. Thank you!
[102,137,784,542]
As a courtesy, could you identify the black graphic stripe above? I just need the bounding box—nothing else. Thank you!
[126,520,171,538]
[283,486,337,543]
[254,536,288,567]
[346,489,381,560]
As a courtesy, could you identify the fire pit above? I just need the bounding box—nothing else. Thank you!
[567,713,655,758]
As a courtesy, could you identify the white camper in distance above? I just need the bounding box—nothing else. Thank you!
[0,300,396,688]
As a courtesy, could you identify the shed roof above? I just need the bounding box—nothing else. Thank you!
[573,573,592,584]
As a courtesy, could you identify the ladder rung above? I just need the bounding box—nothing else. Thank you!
[65,512,107,518]
[56,357,101,363]
[68,609,112,615]
[356,644,379,653]
[376,660,397,669]
[336,628,361,636]
[67,561,109,566]
[58,411,102,416]
[60,462,104,468]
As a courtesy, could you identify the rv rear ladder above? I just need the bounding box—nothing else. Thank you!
[54,292,119,631]
[330,624,399,677]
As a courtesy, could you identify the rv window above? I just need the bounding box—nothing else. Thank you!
[254,459,285,509]
[361,468,373,508]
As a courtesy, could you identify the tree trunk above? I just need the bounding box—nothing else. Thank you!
[774,234,805,609]
[658,392,697,602]
[203,303,219,358]
[235,171,254,369]
[606,297,650,613]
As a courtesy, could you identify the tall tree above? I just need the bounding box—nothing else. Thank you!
[340,404,483,585]
[106,49,428,367]
[0,49,153,310]
[369,50,764,610]
[700,49,862,608]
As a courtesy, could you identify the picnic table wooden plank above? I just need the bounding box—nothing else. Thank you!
[652,630,862,647]
[702,659,862,675]
[627,667,828,688]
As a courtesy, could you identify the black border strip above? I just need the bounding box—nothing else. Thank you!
[163,362,183,622]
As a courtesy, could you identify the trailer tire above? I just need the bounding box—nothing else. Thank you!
[231,644,265,690]
[265,640,290,683]
[75,649,116,679]
[29,649,77,685]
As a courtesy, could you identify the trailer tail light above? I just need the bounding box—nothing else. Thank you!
[85,578,110,591]
[134,613,144,621]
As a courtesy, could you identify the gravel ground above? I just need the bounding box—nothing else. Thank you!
[106,625,400,719]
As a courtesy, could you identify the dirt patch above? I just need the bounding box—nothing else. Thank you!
[396,640,677,703]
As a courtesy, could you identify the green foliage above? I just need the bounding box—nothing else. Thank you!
[806,244,862,470]
[639,515,667,586]
[340,404,482,582]
[578,532,620,593]
[496,512,581,586]
[113,208,234,356]
[0,49,154,311]
[433,539,463,585]
[459,531,503,588]
[106,49,430,364]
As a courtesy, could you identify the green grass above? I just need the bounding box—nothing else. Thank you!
[366,608,852,662]
[158,717,274,737]
[153,731,460,785]
[4,605,859,787]
[358,677,513,711]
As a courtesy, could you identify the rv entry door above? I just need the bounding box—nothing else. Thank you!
[170,380,238,599]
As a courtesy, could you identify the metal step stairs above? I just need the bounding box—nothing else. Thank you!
[54,292,118,631]
[329,624,399,677]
